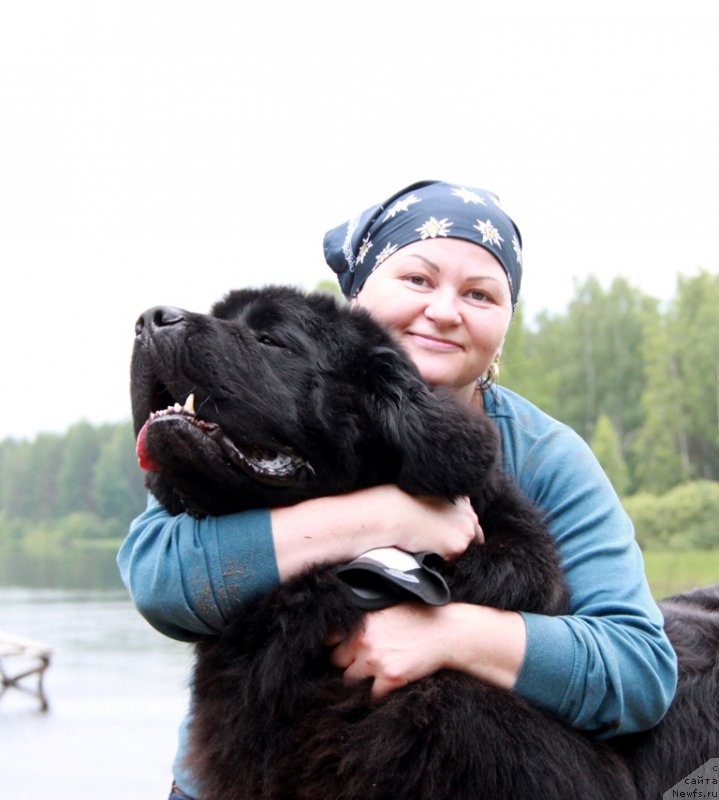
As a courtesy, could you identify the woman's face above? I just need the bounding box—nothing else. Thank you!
[352,238,513,401]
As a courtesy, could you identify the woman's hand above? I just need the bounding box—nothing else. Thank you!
[271,486,482,582]
[387,490,483,558]
[328,602,527,699]
[329,603,452,699]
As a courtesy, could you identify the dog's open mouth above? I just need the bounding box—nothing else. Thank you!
[136,393,313,485]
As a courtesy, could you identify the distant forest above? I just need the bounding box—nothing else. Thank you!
[2,269,719,554]
[501,268,719,495]
[0,421,145,554]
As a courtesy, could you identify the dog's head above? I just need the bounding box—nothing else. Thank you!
[131,285,502,517]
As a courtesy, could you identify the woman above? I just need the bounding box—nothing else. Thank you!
[118,180,677,800]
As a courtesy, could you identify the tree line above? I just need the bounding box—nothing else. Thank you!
[502,269,719,494]
[0,421,146,553]
[1,268,718,553]
[499,268,719,550]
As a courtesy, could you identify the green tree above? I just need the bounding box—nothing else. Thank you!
[26,433,64,519]
[631,306,691,493]
[93,423,146,523]
[0,510,29,549]
[624,481,719,551]
[57,421,101,514]
[0,434,63,520]
[0,438,29,516]
[673,270,719,478]
[315,279,343,296]
[553,276,652,443]
[501,306,564,416]
[504,277,652,480]
[591,414,630,496]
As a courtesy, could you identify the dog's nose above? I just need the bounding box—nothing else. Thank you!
[135,306,186,337]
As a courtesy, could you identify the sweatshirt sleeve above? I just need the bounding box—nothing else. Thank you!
[117,494,280,642]
[507,418,678,738]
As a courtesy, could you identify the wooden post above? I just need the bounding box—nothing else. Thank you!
[0,631,54,712]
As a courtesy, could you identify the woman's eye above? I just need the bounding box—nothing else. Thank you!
[406,274,429,287]
[467,289,490,302]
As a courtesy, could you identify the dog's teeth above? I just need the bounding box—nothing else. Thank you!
[147,396,196,423]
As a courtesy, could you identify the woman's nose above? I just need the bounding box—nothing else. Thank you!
[424,292,461,325]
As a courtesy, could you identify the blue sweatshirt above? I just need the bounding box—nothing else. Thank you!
[118,386,677,795]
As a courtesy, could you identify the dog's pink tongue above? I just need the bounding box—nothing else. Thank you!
[136,420,162,472]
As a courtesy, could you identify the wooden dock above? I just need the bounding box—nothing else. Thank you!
[0,630,54,711]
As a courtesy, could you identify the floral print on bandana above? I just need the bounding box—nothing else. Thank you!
[416,217,453,239]
[356,234,373,265]
[473,218,504,248]
[374,242,399,267]
[451,187,487,205]
[383,194,422,221]
[512,234,522,265]
[323,180,523,306]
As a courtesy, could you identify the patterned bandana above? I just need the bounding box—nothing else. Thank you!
[323,180,523,308]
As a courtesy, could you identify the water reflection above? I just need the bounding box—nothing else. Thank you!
[0,546,125,591]
[0,555,192,799]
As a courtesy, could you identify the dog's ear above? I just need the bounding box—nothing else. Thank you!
[363,346,501,499]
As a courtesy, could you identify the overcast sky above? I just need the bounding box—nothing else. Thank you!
[1,0,718,440]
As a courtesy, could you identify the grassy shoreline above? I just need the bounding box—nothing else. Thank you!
[642,549,719,599]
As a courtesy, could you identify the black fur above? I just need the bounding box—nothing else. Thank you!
[131,286,718,800]
[612,585,719,798]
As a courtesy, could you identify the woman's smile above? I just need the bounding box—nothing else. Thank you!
[404,331,464,351]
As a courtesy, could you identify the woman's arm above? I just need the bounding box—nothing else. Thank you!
[330,602,526,699]
[509,432,678,737]
[118,487,481,641]
[117,494,279,641]
[331,393,678,738]
[271,485,481,581]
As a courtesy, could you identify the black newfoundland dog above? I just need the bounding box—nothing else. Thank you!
[131,286,718,800]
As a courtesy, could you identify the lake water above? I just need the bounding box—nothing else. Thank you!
[0,554,194,799]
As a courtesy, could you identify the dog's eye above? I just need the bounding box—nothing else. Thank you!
[256,332,284,348]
